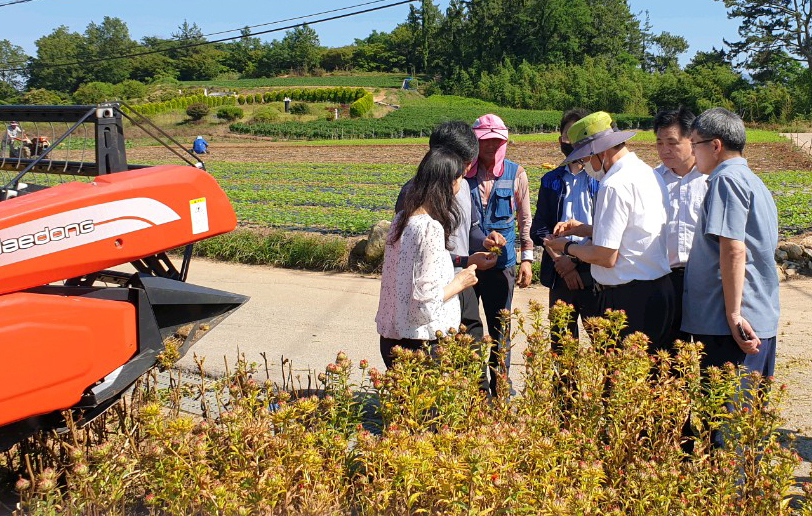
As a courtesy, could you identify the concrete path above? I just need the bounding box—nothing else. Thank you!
[781,133,812,155]
[177,259,541,384]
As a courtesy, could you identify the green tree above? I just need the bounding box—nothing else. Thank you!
[0,81,21,103]
[282,25,321,74]
[170,20,222,81]
[645,31,689,72]
[81,17,137,84]
[718,0,812,71]
[0,40,29,90]
[27,26,85,93]
[22,88,69,105]
[224,27,262,77]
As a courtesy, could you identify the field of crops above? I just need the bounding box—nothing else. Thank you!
[203,161,810,236]
[229,95,655,140]
[181,74,408,89]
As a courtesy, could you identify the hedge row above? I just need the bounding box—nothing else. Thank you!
[349,92,374,118]
[124,94,237,116]
[236,87,366,106]
[229,95,653,140]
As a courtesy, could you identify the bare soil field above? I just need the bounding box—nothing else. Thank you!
[126,139,812,172]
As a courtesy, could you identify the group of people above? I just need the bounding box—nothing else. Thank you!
[375,107,780,403]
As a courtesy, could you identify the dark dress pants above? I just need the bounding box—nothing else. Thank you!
[597,274,676,352]
[548,275,601,348]
[474,266,515,396]
[664,267,692,352]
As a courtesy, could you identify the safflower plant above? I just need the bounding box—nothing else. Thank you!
[2,301,810,514]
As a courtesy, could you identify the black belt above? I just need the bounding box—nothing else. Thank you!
[593,276,666,293]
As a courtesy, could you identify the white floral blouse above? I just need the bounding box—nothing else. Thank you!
[375,213,461,340]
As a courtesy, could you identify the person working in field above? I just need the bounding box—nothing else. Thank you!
[376,147,479,369]
[466,114,534,396]
[652,107,708,350]
[544,111,675,351]
[192,135,209,155]
[2,121,25,158]
[530,108,600,345]
[395,121,506,344]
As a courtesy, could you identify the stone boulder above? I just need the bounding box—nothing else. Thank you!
[785,243,804,261]
[364,220,391,263]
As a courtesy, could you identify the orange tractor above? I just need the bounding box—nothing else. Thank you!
[0,104,248,449]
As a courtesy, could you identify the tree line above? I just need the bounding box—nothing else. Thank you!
[0,0,809,123]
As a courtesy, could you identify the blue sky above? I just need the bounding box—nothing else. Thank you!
[3,0,740,66]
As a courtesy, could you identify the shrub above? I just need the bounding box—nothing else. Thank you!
[251,106,281,123]
[289,102,311,115]
[263,91,273,103]
[216,105,244,122]
[3,303,804,514]
[245,94,254,105]
[237,94,246,105]
[186,102,210,121]
[254,93,263,104]
[73,82,116,104]
[113,79,147,100]
[349,92,374,117]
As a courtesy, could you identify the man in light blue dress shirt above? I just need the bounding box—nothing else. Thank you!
[653,107,708,351]
[682,108,779,447]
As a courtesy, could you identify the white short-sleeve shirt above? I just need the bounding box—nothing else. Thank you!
[376,213,461,340]
[591,152,671,286]
[655,164,708,268]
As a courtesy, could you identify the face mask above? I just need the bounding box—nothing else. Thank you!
[584,154,606,180]
[559,141,574,157]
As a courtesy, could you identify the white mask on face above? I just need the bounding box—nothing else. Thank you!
[584,154,606,181]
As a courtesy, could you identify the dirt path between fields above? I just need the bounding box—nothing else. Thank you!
[125,140,812,172]
[177,261,812,485]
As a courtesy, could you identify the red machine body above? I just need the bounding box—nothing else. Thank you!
[0,104,249,450]
[0,293,137,426]
[0,165,236,296]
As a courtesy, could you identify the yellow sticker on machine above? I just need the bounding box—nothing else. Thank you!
[190,197,209,235]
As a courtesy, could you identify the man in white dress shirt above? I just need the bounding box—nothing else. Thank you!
[544,111,675,351]
[653,107,708,350]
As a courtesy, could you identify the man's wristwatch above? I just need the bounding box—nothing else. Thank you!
[563,240,575,257]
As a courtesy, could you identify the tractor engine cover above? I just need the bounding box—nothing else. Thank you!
[0,165,237,295]
[0,292,137,426]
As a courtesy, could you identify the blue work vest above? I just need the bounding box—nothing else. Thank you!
[468,159,519,269]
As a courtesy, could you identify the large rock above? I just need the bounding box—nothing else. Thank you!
[364,220,391,263]
[775,249,789,262]
[785,243,804,261]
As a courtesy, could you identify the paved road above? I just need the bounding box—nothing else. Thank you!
[177,259,541,384]
[781,133,812,155]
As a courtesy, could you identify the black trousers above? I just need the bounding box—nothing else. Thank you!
[474,266,515,396]
[549,275,601,345]
[379,336,436,369]
[597,274,675,352]
[664,268,692,352]
[459,285,484,340]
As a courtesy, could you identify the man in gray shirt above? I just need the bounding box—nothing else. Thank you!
[682,108,779,386]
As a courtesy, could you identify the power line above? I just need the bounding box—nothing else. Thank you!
[0,0,37,7]
[0,0,401,67]
[202,0,393,38]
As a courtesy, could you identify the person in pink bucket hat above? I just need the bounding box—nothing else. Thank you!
[466,113,533,397]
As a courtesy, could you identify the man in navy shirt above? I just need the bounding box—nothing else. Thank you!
[530,108,600,342]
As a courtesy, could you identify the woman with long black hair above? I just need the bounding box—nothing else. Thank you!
[376,146,479,368]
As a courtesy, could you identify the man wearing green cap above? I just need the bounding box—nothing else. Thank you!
[544,111,675,350]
